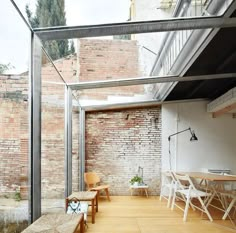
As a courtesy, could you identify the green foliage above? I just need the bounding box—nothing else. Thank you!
[70,40,75,54]
[14,192,21,202]
[0,63,14,74]
[130,175,142,185]
[26,0,70,60]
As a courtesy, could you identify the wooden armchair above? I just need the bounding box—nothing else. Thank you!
[84,172,110,201]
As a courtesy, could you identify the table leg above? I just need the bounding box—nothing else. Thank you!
[96,193,98,212]
[80,214,84,233]
[65,198,68,213]
[145,188,148,198]
[91,199,95,224]
[222,196,236,220]
[130,188,133,196]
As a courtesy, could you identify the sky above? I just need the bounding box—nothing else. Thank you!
[0,0,130,74]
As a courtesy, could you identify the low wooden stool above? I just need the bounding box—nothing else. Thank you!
[21,213,84,233]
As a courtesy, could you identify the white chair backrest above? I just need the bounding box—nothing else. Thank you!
[174,173,195,190]
[162,171,175,184]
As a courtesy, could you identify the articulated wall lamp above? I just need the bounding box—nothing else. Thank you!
[168,127,198,170]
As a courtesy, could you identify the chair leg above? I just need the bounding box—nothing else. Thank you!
[167,187,172,208]
[171,190,177,210]
[105,188,111,201]
[183,196,191,221]
[198,197,213,222]
[159,185,164,201]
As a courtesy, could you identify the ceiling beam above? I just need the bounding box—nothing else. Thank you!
[68,73,236,90]
[212,103,236,118]
[83,98,205,112]
[34,16,236,41]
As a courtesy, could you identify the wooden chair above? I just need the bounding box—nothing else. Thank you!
[84,172,110,201]
[171,173,213,222]
[159,171,176,208]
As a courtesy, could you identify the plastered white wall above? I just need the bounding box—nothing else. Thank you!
[133,0,173,75]
[162,101,236,174]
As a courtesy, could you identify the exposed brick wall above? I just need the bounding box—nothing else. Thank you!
[85,107,162,195]
[0,75,80,198]
[0,39,162,199]
[0,75,28,196]
[77,39,145,101]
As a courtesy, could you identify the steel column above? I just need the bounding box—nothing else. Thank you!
[79,108,85,191]
[65,86,72,197]
[29,33,42,223]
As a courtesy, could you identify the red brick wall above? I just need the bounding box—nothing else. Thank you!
[0,39,162,198]
[85,107,162,195]
[0,75,80,199]
[78,39,145,100]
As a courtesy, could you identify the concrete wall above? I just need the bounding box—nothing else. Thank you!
[162,101,236,173]
[85,107,162,195]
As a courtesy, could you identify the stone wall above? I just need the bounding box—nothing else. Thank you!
[85,107,162,195]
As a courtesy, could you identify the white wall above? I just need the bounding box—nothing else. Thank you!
[133,0,173,75]
[162,101,236,174]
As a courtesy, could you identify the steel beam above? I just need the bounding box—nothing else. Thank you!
[68,73,236,90]
[29,34,42,223]
[83,98,205,112]
[65,86,72,197]
[34,16,236,41]
[79,108,85,191]
[10,0,33,32]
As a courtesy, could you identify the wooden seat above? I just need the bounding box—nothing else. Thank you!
[21,213,84,233]
[84,172,110,201]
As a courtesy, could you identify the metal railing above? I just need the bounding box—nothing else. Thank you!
[159,0,232,76]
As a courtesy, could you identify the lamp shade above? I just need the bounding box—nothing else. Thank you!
[190,130,198,141]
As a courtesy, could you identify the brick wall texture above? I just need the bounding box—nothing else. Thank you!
[77,39,145,101]
[0,39,162,198]
[85,107,162,195]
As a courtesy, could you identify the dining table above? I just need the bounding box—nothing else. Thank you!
[177,171,236,220]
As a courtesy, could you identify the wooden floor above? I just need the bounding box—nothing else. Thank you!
[85,196,236,233]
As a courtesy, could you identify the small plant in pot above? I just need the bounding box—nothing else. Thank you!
[130,175,142,186]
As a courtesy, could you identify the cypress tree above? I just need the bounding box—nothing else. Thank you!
[26,0,71,60]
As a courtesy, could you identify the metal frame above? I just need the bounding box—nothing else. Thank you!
[79,108,85,191]
[29,33,42,222]
[9,0,236,224]
[34,16,236,40]
[65,86,73,197]
[68,73,236,90]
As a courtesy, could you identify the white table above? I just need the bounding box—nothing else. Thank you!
[129,185,149,197]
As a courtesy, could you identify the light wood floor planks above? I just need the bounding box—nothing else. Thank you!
[85,196,236,233]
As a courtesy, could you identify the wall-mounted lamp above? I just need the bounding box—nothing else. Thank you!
[168,127,198,170]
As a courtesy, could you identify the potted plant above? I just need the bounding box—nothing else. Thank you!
[130,175,142,186]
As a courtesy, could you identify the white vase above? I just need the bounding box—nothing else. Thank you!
[134,182,139,186]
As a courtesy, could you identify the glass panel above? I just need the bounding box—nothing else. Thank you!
[41,50,65,214]
[73,83,153,106]
[14,0,131,27]
[0,0,30,232]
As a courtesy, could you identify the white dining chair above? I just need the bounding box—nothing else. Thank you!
[159,171,176,208]
[221,173,236,221]
[171,173,213,222]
